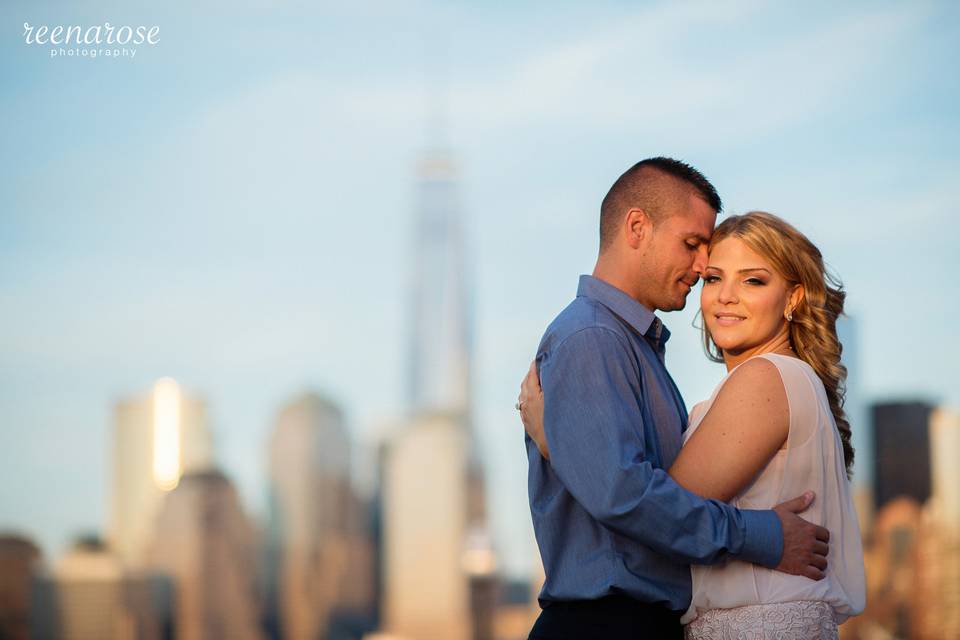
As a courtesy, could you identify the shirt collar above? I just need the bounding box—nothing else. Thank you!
[576,275,671,345]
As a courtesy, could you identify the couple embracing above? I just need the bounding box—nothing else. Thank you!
[518,158,865,639]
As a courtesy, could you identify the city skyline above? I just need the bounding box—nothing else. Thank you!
[6,387,956,639]
[2,0,959,580]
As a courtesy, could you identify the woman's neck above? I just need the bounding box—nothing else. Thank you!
[722,332,794,372]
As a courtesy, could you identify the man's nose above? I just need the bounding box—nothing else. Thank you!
[692,245,709,276]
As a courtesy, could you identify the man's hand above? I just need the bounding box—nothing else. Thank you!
[773,491,830,580]
[518,360,550,460]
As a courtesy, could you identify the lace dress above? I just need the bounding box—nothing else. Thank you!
[680,354,865,639]
[686,601,837,639]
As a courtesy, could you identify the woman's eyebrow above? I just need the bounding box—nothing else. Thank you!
[704,266,772,274]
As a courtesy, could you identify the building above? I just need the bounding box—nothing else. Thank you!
[837,316,873,533]
[53,536,171,640]
[379,149,494,639]
[843,498,923,639]
[912,407,960,639]
[0,534,42,640]
[109,378,213,568]
[843,406,960,640]
[928,407,960,527]
[871,401,932,512]
[407,149,472,419]
[382,412,472,640]
[148,470,262,640]
[265,392,375,640]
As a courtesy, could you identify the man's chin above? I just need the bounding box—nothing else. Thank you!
[659,297,688,313]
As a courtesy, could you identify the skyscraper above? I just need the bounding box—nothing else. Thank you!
[871,401,933,511]
[382,413,472,640]
[837,316,873,532]
[912,407,960,639]
[109,378,213,568]
[380,148,492,639]
[407,149,472,419]
[265,392,374,640]
[54,537,128,640]
[0,534,41,640]
[929,407,960,527]
[148,470,262,640]
[52,536,170,640]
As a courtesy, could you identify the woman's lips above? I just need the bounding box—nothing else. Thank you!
[714,314,746,327]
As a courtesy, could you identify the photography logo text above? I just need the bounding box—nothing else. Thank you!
[23,22,160,59]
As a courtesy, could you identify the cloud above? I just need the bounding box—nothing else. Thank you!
[320,1,934,149]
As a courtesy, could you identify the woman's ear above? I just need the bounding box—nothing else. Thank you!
[787,284,805,319]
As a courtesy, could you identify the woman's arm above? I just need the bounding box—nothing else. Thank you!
[669,357,789,502]
[521,356,790,502]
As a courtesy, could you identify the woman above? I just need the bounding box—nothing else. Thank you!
[519,211,865,638]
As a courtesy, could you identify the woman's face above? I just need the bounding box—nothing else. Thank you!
[701,236,800,358]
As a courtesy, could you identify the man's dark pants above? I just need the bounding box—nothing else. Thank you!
[529,595,684,640]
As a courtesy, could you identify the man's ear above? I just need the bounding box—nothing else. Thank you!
[624,208,652,249]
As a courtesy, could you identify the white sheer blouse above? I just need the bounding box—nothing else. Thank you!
[680,353,866,625]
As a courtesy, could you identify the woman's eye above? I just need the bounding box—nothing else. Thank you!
[703,275,720,284]
[745,278,766,285]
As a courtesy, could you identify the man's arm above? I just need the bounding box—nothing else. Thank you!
[541,326,782,567]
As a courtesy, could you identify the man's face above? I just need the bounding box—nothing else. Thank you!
[638,194,716,312]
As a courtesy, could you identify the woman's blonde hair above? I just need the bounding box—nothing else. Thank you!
[702,211,854,477]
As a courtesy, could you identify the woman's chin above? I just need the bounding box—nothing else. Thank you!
[708,329,739,349]
[711,337,752,356]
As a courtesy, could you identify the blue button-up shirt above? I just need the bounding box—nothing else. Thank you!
[527,275,783,611]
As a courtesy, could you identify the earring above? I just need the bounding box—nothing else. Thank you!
[786,310,793,322]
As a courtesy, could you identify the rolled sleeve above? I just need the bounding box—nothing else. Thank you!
[738,509,784,568]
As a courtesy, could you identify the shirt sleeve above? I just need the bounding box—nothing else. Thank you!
[540,326,783,568]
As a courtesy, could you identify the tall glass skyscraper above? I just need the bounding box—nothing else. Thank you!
[265,392,374,640]
[380,147,493,640]
[108,378,213,568]
[407,149,472,421]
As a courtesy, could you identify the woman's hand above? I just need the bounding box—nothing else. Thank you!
[519,360,550,460]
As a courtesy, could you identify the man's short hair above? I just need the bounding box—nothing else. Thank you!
[599,157,722,251]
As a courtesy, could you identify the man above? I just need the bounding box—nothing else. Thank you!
[521,158,829,639]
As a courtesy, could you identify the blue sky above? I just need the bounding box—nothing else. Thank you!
[2,0,958,578]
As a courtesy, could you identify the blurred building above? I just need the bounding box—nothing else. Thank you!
[491,579,538,640]
[379,150,494,639]
[843,406,960,640]
[53,535,171,640]
[382,412,472,640]
[871,401,932,512]
[912,407,960,639]
[148,470,262,640]
[407,149,472,419]
[928,407,960,527]
[265,392,375,640]
[843,498,922,639]
[109,378,214,568]
[838,317,873,533]
[0,534,41,640]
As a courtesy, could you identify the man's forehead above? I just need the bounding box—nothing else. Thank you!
[671,196,717,236]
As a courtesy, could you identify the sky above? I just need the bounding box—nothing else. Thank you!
[2,0,959,579]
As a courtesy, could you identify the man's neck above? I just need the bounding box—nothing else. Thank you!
[592,256,654,311]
